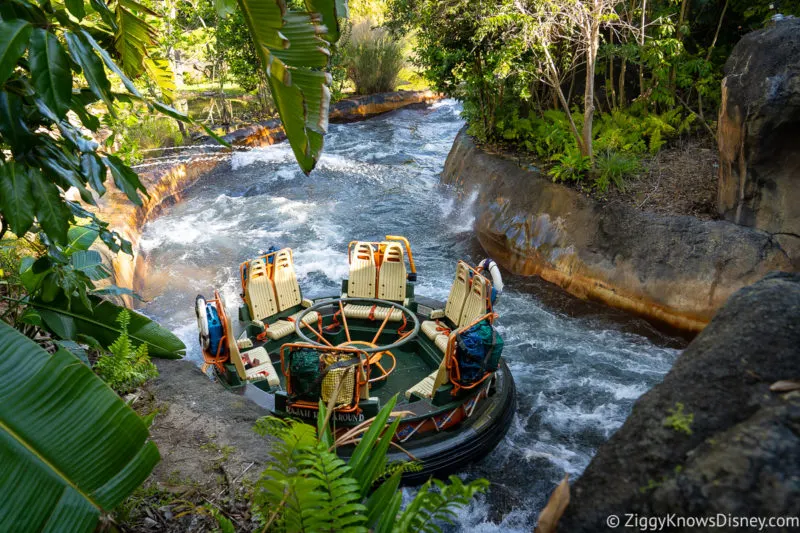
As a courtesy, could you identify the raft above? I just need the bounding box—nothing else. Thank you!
[196,236,516,481]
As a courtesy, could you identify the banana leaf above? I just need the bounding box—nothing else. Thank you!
[0,321,160,532]
[31,293,185,358]
[237,0,338,174]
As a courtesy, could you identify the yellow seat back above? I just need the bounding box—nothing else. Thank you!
[377,242,406,301]
[273,249,302,312]
[458,273,490,327]
[444,262,470,325]
[245,259,278,321]
[348,242,377,298]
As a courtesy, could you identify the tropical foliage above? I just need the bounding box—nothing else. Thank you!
[252,395,489,532]
[94,309,159,393]
[0,320,159,532]
[387,0,800,189]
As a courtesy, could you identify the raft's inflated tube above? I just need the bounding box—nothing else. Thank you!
[479,258,504,295]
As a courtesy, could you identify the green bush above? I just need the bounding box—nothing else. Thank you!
[94,310,158,394]
[549,148,591,183]
[345,20,405,95]
[594,151,640,193]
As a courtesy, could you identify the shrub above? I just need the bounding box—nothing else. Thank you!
[345,20,405,95]
[94,310,158,394]
[549,148,591,183]
[594,150,640,193]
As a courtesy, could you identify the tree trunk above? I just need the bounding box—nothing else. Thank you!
[543,45,584,152]
[582,11,600,162]
[609,32,617,110]
[619,57,627,108]
[639,0,647,97]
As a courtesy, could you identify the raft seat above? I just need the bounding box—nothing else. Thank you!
[429,269,491,353]
[273,249,302,312]
[405,370,439,399]
[406,358,449,400]
[246,259,278,321]
[240,347,280,387]
[348,242,377,298]
[421,261,471,342]
[377,242,406,302]
[265,311,321,340]
[343,304,403,321]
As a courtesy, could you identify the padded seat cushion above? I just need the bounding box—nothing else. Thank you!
[265,311,320,340]
[241,347,280,387]
[434,334,451,353]
[343,304,402,321]
[421,320,450,340]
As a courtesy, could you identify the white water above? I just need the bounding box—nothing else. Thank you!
[139,100,682,530]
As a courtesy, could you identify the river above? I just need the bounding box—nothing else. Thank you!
[138,99,683,531]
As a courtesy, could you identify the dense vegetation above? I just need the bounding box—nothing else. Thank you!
[387,0,799,190]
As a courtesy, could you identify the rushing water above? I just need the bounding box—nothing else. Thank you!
[139,100,683,530]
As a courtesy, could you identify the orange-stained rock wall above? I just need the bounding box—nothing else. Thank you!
[442,129,794,334]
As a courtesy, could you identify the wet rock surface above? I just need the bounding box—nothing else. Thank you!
[442,129,793,333]
[559,272,800,532]
[717,18,800,264]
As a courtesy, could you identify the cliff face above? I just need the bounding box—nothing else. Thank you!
[95,91,440,304]
[717,18,800,264]
[559,272,800,532]
[442,130,792,333]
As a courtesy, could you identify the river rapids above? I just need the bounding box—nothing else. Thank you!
[139,100,683,531]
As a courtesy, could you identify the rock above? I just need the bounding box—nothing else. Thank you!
[442,129,793,333]
[717,18,800,263]
[558,272,800,532]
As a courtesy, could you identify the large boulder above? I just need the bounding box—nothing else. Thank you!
[718,18,800,264]
[558,272,800,532]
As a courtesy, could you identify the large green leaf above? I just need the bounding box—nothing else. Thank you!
[70,250,111,281]
[65,225,100,254]
[0,19,31,84]
[0,160,35,237]
[103,154,146,205]
[143,56,175,103]
[29,167,71,245]
[29,29,72,119]
[237,0,338,174]
[0,321,160,532]
[65,31,114,110]
[32,293,186,358]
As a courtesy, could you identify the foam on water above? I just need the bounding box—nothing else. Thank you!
[139,100,681,530]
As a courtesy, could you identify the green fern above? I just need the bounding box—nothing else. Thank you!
[94,309,158,393]
[251,396,489,532]
[394,476,490,533]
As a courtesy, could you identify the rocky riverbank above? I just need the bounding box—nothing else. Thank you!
[441,130,793,333]
[557,272,800,531]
